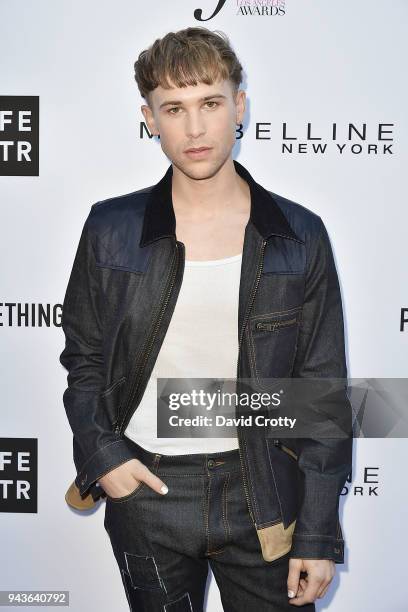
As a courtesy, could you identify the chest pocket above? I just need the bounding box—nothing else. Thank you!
[247,306,302,387]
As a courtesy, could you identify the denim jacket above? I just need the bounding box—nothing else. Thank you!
[59,159,353,564]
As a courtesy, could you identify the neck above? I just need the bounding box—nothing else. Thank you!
[171,158,250,221]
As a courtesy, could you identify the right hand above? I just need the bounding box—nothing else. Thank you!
[97,458,168,499]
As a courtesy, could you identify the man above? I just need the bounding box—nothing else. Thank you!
[60,26,352,611]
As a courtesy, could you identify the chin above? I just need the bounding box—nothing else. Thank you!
[172,157,214,179]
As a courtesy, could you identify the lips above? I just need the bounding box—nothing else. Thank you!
[184,147,213,159]
[185,147,211,152]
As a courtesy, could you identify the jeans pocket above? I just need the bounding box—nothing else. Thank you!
[106,480,147,504]
[105,452,161,504]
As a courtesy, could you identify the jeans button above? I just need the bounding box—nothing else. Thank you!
[207,459,215,468]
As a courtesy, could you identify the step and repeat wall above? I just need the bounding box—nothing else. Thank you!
[1,1,407,610]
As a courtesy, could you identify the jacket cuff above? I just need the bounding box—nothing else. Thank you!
[290,534,345,564]
[74,438,137,497]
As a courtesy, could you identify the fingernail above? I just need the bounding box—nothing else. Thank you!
[288,590,295,598]
[160,485,168,494]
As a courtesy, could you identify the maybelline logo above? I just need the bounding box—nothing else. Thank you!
[140,121,395,155]
[342,466,379,498]
[0,302,62,327]
[0,96,39,176]
[0,439,38,513]
[194,0,285,20]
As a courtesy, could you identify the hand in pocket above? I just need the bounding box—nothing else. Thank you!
[98,458,168,499]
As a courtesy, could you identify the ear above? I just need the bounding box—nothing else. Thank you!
[235,89,246,126]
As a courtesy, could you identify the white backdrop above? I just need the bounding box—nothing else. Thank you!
[1,0,407,610]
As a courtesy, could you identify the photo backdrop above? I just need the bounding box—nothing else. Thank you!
[1,1,407,610]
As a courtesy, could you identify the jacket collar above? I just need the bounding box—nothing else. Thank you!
[139,159,303,247]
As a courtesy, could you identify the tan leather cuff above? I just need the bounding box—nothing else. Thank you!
[65,480,97,510]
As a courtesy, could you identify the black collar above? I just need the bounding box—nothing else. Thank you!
[139,159,303,247]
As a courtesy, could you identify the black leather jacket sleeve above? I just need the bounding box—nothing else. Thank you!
[59,205,136,498]
[289,216,353,563]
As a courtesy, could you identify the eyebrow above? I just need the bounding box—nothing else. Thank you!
[159,94,227,110]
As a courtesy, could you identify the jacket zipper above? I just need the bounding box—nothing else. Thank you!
[114,241,180,435]
[236,238,267,527]
[255,317,297,331]
[114,235,270,525]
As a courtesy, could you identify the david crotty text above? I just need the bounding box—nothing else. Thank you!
[167,415,297,429]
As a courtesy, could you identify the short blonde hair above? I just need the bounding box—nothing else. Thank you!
[134,26,243,106]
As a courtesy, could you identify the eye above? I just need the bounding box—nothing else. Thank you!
[205,101,219,109]
[167,101,219,115]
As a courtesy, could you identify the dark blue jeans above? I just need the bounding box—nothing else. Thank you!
[103,438,315,611]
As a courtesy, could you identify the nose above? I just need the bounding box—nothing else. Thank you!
[185,110,206,139]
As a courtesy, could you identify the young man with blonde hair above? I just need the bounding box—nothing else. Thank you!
[61,26,352,611]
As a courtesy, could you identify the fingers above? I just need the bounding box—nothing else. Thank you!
[289,575,322,606]
[125,458,169,495]
[317,582,331,599]
[288,559,334,606]
[137,462,168,495]
[316,561,335,599]
[287,558,301,600]
[98,458,169,497]
[296,577,308,597]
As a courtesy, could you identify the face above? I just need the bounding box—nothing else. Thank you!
[141,77,246,180]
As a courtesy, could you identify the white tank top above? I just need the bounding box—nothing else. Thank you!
[124,252,242,454]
